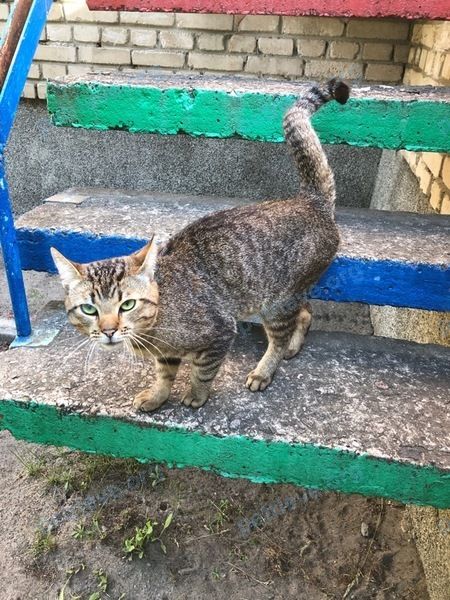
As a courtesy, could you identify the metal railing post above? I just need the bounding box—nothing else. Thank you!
[0,154,31,339]
[0,0,52,341]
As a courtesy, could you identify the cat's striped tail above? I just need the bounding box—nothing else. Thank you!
[283,78,350,209]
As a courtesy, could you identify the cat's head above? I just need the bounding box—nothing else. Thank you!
[51,240,159,346]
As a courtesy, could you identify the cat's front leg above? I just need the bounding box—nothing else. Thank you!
[182,336,234,409]
[133,356,181,412]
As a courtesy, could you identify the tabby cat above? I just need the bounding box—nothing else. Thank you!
[52,78,349,412]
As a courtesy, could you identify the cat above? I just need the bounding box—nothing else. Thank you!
[51,78,350,412]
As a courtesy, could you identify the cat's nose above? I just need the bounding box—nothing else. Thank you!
[102,328,117,339]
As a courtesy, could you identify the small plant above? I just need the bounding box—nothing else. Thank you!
[31,529,57,557]
[58,565,109,600]
[90,513,107,540]
[123,513,173,559]
[149,465,166,488]
[94,568,108,593]
[12,449,46,477]
[207,499,232,533]
[46,467,76,494]
[58,564,85,600]
[72,522,87,541]
[72,512,107,541]
[76,454,139,492]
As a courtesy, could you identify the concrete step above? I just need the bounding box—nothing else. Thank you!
[0,304,449,508]
[47,73,450,152]
[16,187,450,311]
[86,0,450,19]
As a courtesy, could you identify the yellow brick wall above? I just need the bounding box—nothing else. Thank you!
[0,0,413,99]
[401,21,450,215]
[398,24,450,600]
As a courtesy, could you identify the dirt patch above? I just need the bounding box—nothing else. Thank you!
[0,431,427,600]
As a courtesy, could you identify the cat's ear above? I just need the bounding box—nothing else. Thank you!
[131,237,158,278]
[50,248,83,289]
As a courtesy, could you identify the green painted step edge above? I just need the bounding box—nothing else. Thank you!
[47,82,450,152]
[1,400,449,508]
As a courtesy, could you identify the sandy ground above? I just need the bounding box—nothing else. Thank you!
[0,429,429,600]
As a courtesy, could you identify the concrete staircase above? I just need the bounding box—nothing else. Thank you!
[1,73,449,508]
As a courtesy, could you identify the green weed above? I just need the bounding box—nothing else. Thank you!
[31,529,57,557]
[149,465,166,488]
[123,513,173,559]
[58,564,85,600]
[72,512,106,541]
[94,568,108,593]
[207,499,232,533]
[46,467,76,493]
[12,449,46,477]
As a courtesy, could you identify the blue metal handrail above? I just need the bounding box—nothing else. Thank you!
[0,0,52,341]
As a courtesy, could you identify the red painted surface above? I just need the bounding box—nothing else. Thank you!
[87,0,450,19]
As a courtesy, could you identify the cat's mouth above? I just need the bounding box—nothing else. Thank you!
[96,332,125,346]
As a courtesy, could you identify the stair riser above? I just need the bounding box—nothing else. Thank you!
[17,228,450,311]
[1,400,449,508]
[47,82,450,153]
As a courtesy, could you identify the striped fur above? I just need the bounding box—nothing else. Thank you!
[283,78,349,209]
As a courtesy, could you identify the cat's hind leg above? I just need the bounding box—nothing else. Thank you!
[246,302,299,392]
[284,302,312,360]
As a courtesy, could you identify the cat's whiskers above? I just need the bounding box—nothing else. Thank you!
[122,338,132,364]
[128,334,148,362]
[135,330,178,351]
[83,340,98,375]
[128,332,152,355]
[83,341,93,375]
[64,337,92,364]
[129,332,168,364]
[126,341,135,367]
[124,337,141,365]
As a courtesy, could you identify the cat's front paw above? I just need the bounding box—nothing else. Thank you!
[133,388,168,412]
[245,370,272,392]
[181,389,209,409]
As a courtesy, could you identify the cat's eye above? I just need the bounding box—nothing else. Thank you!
[80,304,98,316]
[120,299,136,312]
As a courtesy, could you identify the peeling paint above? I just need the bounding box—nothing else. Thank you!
[47,74,450,153]
[0,400,449,508]
[86,0,449,20]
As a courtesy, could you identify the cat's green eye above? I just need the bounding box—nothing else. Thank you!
[80,304,98,316]
[120,299,136,312]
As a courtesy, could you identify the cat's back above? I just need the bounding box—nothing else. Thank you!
[164,194,337,256]
[158,195,339,306]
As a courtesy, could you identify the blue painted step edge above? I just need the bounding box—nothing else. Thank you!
[17,228,450,312]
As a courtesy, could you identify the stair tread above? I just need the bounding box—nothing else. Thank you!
[18,187,450,266]
[52,72,450,101]
[47,73,450,152]
[0,305,449,507]
[16,187,450,311]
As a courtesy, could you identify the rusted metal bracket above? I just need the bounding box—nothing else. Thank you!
[0,0,32,90]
